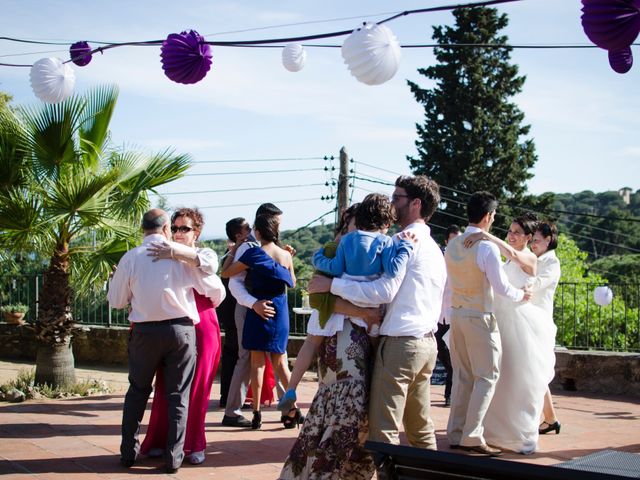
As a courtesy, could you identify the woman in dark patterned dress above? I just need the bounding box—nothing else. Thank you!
[279,207,380,480]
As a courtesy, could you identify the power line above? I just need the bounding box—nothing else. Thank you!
[196,197,321,209]
[192,156,325,164]
[285,207,337,237]
[185,167,326,177]
[155,182,326,196]
[352,174,640,252]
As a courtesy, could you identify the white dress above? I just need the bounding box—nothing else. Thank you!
[483,254,557,454]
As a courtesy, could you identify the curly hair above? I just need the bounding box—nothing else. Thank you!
[171,207,205,232]
[355,194,396,231]
[395,175,440,221]
[336,203,360,236]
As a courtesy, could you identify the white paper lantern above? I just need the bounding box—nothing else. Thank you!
[282,43,306,72]
[29,57,76,103]
[593,286,613,306]
[341,23,401,86]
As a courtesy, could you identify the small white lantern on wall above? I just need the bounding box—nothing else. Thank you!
[341,22,401,86]
[29,57,76,104]
[593,286,613,306]
[282,43,307,72]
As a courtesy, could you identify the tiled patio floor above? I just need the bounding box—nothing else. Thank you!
[0,359,638,479]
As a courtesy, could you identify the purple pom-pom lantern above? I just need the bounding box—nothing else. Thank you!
[608,46,634,72]
[160,30,212,84]
[581,0,640,51]
[70,41,92,67]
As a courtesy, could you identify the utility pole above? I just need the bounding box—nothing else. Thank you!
[337,146,349,217]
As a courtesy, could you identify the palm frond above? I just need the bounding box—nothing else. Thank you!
[0,108,29,191]
[78,85,119,170]
[0,187,54,254]
[18,95,86,181]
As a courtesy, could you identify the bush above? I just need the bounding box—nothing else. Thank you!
[0,369,112,400]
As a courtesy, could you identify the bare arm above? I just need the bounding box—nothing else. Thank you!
[466,231,537,276]
[222,260,249,278]
[333,298,383,332]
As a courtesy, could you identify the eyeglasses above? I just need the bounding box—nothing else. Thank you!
[391,194,410,202]
[171,225,194,233]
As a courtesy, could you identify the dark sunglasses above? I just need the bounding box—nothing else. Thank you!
[171,225,194,233]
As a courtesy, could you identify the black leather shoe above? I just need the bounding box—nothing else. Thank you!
[165,465,179,474]
[120,457,135,468]
[539,420,561,435]
[461,444,502,456]
[222,414,252,427]
[444,396,451,407]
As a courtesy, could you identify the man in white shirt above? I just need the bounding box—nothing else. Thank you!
[108,209,224,473]
[309,175,447,451]
[445,192,531,456]
[220,203,283,427]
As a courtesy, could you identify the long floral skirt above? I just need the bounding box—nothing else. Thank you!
[279,319,375,480]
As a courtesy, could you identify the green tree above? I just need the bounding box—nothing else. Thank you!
[0,86,191,386]
[407,6,540,230]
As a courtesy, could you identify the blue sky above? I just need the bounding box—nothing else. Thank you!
[1,0,638,238]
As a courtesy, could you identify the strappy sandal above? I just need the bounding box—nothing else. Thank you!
[281,407,304,429]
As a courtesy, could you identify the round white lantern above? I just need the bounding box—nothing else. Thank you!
[282,43,306,72]
[29,57,76,104]
[593,286,613,306]
[341,23,401,86]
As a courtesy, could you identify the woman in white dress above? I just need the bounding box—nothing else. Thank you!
[530,221,562,435]
[464,213,556,454]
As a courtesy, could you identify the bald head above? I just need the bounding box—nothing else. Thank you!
[142,208,169,236]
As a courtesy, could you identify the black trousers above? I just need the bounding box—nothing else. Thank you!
[217,279,238,404]
[435,321,453,399]
[121,319,196,469]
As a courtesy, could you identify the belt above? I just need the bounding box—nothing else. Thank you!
[135,317,192,327]
[383,331,435,339]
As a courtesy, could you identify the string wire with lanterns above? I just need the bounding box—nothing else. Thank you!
[3,0,638,103]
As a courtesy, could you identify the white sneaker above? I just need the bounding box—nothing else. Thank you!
[147,447,164,458]
[188,451,205,465]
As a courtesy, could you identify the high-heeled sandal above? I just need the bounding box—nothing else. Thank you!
[251,410,262,430]
[281,408,304,429]
[539,420,561,435]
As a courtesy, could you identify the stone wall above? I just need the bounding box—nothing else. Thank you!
[1,323,639,397]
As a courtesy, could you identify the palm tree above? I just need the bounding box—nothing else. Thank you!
[0,86,191,387]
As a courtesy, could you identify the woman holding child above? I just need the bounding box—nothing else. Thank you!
[280,194,411,480]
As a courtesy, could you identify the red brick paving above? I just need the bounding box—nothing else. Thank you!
[0,360,638,479]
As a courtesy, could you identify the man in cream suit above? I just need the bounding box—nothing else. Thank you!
[445,192,531,456]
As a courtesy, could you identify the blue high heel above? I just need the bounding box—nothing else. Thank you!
[277,389,297,413]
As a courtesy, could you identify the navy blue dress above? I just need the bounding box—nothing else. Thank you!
[240,247,294,354]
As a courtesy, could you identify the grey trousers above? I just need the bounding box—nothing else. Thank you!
[224,303,285,418]
[224,304,251,417]
[121,319,196,469]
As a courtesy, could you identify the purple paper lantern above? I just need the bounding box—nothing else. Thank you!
[70,41,92,67]
[160,30,212,84]
[581,0,640,51]
[608,46,634,72]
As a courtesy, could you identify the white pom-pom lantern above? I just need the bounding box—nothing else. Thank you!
[282,43,306,72]
[594,286,613,306]
[341,23,401,86]
[30,57,75,103]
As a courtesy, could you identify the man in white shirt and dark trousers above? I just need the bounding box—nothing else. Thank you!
[310,175,447,452]
[108,209,224,473]
[445,192,531,456]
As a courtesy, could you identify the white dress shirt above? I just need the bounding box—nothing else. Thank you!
[466,226,524,303]
[107,234,225,323]
[228,239,260,308]
[331,222,447,337]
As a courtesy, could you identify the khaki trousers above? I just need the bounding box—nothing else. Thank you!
[369,335,438,449]
[446,309,501,447]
